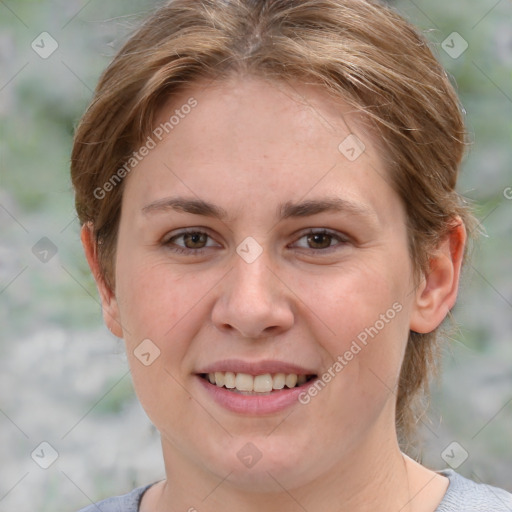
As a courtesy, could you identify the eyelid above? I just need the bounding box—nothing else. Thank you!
[163,227,215,241]
[161,227,350,255]
[162,228,222,250]
[289,228,351,250]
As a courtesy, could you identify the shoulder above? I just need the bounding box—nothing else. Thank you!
[436,469,512,511]
[74,484,152,512]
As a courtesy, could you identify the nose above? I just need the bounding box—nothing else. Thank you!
[211,253,295,339]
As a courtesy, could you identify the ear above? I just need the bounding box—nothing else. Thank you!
[409,217,466,334]
[81,223,124,338]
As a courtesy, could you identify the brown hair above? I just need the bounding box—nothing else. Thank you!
[71,0,477,448]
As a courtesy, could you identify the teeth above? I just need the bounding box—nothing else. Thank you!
[235,373,253,392]
[253,374,273,393]
[224,371,236,389]
[273,373,285,390]
[205,371,312,393]
[285,374,297,388]
[214,372,225,387]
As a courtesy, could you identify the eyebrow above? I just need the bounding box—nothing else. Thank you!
[141,196,376,221]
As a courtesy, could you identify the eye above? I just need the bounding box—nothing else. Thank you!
[162,228,348,255]
[163,229,220,254]
[291,229,349,251]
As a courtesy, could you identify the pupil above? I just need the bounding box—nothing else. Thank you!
[184,232,207,248]
[308,233,331,249]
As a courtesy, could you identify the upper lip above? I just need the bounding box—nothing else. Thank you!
[196,359,317,376]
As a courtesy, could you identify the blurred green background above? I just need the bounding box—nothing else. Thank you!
[1,0,511,510]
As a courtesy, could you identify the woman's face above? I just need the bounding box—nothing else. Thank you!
[107,77,424,490]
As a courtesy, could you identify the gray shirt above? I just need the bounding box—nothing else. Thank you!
[76,469,512,511]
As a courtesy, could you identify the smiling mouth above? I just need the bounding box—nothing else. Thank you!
[199,372,317,395]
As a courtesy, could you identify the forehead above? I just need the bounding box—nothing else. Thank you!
[123,76,397,223]
[154,76,372,163]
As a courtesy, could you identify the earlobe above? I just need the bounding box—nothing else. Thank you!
[409,218,466,334]
[81,223,124,338]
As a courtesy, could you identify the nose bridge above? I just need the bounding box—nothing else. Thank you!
[229,251,278,313]
[211,248,294,338]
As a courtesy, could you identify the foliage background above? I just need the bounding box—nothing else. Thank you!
[0,0,511,510]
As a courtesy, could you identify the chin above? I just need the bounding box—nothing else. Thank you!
[206,435,320,492]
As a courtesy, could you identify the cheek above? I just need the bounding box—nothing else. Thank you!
[290,257,411,399]
[114,259,212,432]
[295,259,408,341]
[294,269,409,443]
[115,256,213,343]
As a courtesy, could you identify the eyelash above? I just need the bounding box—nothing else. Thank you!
[162,228,349,255]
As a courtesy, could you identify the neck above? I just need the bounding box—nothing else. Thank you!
[150,422,419,512]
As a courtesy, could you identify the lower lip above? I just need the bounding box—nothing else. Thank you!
[196,376,313,414]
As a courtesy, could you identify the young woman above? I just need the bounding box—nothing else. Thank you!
[71,0,512,510]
